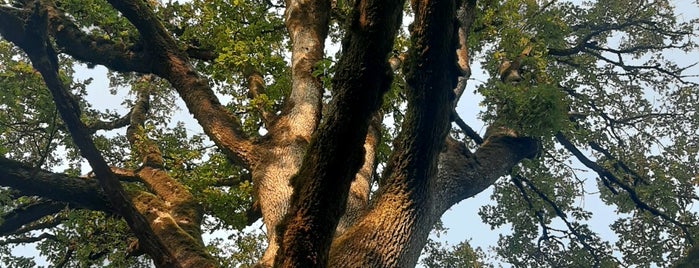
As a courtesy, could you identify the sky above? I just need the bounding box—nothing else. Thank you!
[7,0,699,267]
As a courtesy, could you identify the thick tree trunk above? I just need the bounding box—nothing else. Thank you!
[327,0,458,265]
[273,0,406,266]
[253,0,330,266]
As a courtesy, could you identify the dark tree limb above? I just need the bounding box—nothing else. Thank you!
[0,4,204,267]
[85,112,132,134]
[0,156,111,212]
[513,175,613,266]
[452,111,483,145]
[0,232,57,246]
[0,200,65,236]
[44,3,153,73]
[275,0,405,266]
[434,131,539,215]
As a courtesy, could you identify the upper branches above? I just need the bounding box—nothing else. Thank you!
[102,0,255,167]
[556,133,695,245]
[45,2,153,73]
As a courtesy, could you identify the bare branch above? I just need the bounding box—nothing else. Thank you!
[85,112,132,134]
[452,111,483,145]
[555,133,694,245]
[0,232,57,246]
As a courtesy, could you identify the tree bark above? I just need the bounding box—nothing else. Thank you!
[273,0,405,266]
[328,0,458,265]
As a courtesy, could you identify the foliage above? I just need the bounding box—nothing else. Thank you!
[420,222,490,268]
[0,0,697,267]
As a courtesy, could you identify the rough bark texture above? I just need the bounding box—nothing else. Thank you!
[253,0,330,266]
[273,0,405,266]
[328,0,458,266]
[336,116,380,234]
[0,157,110,212]
[0,1,544,267]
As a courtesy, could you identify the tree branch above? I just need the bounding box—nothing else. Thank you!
[276,0,404,265]
[44,3,153,73]
[555,133,694,245]
[434,132,539,215]
[106,0,255,167]
[452,111,483,145]
[85,112,132,134]
[0,4,195,266]
[0,200,65,236]
[0,156,111,212]
[0,232,56,246]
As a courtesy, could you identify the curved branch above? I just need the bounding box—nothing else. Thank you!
[514,175,608,265]
[85,112,132,134]
[0,232,57,246]
[452,111,483,145]
[1,5,199,266]
[434,132,539,215]
[44,3,153,73]
[106,0,255,167]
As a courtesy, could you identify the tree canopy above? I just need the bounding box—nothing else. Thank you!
[0,0,698,267]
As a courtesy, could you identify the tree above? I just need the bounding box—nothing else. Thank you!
[0,0,697,267]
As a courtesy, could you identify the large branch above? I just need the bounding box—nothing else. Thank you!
[434,131,539,215]
[0,157,110,212]
[233,0,330,265]
[0,200,66,236]
[328,0,464,266]
[267,0,329,139]
[274,0,405,266]
[44,3,153,73]
[105,0,255,167]
[335,113,381,235]
[125,77,206,241]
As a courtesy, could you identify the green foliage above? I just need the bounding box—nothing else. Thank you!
[207,230,266,267]
[420,222,490,268]
[480,83,569,137]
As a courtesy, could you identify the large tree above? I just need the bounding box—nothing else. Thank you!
[0,0,698,267]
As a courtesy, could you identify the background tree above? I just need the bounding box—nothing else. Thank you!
[0,0,697,267]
